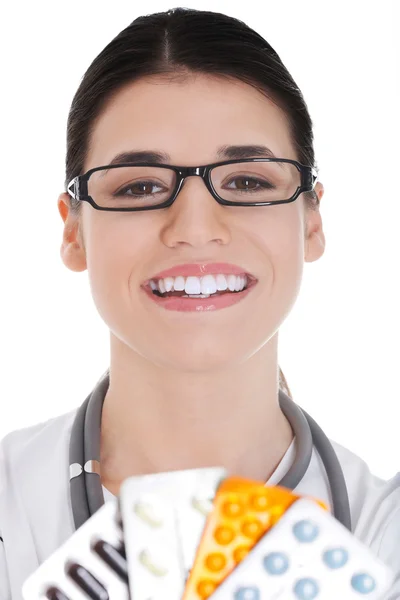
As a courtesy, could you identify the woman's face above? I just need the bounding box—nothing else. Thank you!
[59,74,325,372]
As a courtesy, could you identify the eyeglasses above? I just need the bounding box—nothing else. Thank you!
[67,158,318,212]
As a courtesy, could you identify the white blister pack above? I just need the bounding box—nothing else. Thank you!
[22,499,128,600]
[208,498,395,600]
[118,467,226,600]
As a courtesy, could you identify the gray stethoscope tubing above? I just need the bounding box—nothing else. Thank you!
[69,371,352,532]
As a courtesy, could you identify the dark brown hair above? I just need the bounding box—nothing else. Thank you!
[65,7,321,398]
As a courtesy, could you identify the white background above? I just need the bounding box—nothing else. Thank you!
[0,0,398,479]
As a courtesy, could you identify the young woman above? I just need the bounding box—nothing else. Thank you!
[1,7,399,599]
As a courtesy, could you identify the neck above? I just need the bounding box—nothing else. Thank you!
[100,332,294,495]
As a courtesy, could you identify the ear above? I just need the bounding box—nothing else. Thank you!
[304,182,325,263]
[57,192,87,272]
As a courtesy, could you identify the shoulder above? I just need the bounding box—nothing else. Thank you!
[0,410,80,595]
[0,407,78,541]
[0,408,77,482]
[0,407,78,519]
[302,437,399,533]
[328,438,400,525]
[329,439,400,578]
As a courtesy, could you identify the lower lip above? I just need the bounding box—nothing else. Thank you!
[141,281,257,312]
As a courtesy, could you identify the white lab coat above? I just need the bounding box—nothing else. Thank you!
[1,407,399,599]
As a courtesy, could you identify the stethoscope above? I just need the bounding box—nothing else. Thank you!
[69,371,352,533]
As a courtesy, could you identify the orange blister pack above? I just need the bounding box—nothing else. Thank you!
[182,477,327,599]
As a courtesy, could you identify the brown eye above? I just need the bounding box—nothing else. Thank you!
[116,180,164,196]
[224,177,274,192]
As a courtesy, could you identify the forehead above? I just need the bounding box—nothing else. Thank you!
[85,74,296,171]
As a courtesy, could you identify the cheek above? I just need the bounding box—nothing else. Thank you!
[245,210,305,313]
[244,207,304,268]
[86,213,151,270]
[84,219,150,320]
[272,223,305,321]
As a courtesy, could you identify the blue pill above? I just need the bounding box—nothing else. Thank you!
[293,577,319,600]
[262,552,289,575]
[293,578,320,599]
[292,519,319,542]
[234,586,260,600]
[351,573,376,594]
[322,547,349,569]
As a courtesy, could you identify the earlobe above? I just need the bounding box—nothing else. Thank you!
[57,192,87,273]
[304,182,325,263]
[305,226,326,263]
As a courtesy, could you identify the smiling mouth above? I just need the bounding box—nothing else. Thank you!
[145,273,257,299]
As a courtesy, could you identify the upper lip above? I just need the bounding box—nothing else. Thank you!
[144,262,258,283]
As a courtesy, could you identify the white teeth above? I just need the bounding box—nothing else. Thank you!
[227,274,237,292]
[235,276,244,292]
[149,273,249,295]
[185,276,201,295]
[215,274,228,291]
[183,294,210,298]
[200,274,217,295]
[164,277,174,292]
[173,275,185,291]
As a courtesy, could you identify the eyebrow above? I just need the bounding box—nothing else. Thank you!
[106,144,278,167]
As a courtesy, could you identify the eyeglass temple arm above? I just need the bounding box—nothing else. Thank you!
[67,177,77,200]
[68,176,87,200]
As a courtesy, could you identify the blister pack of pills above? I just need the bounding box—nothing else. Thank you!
[182,477,326,599]
[118,467,227,600]
[207,498,395,600]
[22,498,128,600]
[21,467,226,600]
[21,470,395,600]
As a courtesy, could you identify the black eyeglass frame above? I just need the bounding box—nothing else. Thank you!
[67,158,318,212]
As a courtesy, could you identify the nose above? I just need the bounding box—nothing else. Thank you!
[159,174,232,249]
